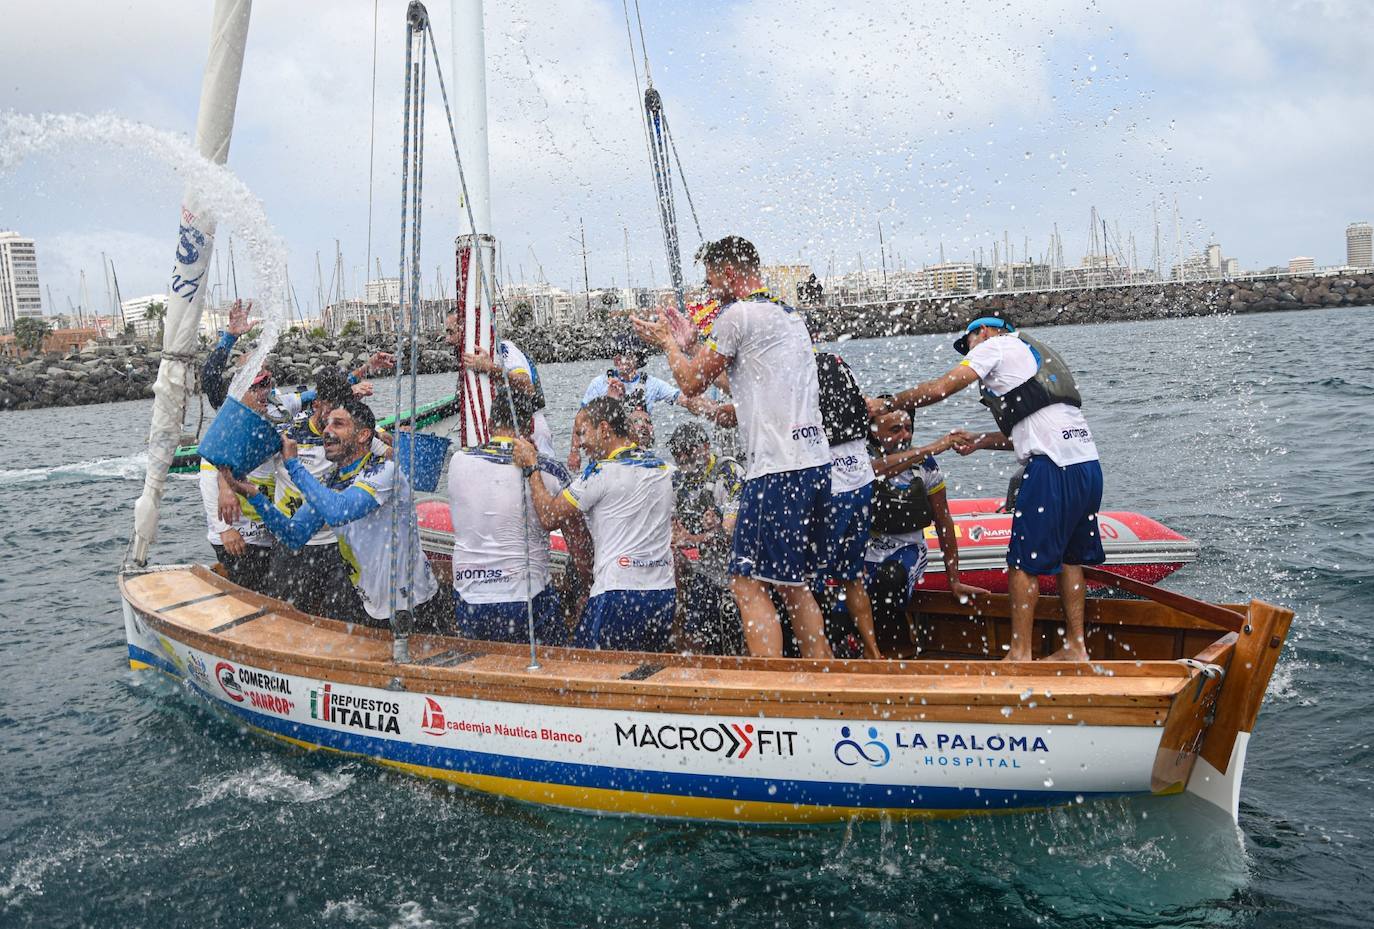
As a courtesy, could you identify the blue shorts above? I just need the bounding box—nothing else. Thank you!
[453,585,567,646]
[729,464,832,586]
[573,588,675,651]
[1007,456,1106,575]
[863,541,929,604]
[823,483,874,581]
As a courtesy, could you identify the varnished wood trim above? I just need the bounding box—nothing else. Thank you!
[1199,600,1294,772]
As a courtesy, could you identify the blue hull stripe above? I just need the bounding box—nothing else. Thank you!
[130,643,1136,812]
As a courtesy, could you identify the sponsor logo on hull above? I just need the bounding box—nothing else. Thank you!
[420,698,582,743]
[615,721,797,759]
[310,683,401,735]
[834,726,1051,770]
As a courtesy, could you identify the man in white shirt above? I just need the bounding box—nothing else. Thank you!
[632,235,834,659]
[513,396,676,652]
[873,312,1103,661]
[567,334,685,471]
[230,399,447,631]
[447,386,584,645]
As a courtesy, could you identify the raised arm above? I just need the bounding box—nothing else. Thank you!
[284,458,381,527]
[875,364,980,415]
[514,439,581,529]
[631,315,730,398]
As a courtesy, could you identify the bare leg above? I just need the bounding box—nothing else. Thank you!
[1006,568,1040,661]
[1046,564,1090,661]
[732,575,783,657]
[841,579,882,659]
[779,584,834,659]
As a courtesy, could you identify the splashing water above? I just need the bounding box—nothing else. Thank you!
[0,111,290,399]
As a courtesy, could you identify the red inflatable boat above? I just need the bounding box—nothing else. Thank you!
[416,496,1198,594]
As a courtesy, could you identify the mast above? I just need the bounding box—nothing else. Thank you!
[128,0,252,566]
[451,0,496,448]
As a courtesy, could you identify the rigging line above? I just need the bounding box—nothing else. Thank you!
[631,0,652,85]
[390,12,418,648]
[404,24,428,619]
[423,22,540,669]
[661,115,703,242]
[365,0,380,297]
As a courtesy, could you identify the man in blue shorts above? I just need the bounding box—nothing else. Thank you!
[514,396,676,651]
[447,386,583,645]
[633,235,833,659]
[872,311,1102,661]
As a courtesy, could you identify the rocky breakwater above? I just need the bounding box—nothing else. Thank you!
[0,318,634,411]
[821,273,1374,341]
[0,345,162,410]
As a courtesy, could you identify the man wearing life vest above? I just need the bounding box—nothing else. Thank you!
[873,312,1103,661]
[865,410,984,647]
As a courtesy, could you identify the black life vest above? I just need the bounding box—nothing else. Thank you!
[978,334,1082,435]
[867,441,936,534]
[816,352,870,445]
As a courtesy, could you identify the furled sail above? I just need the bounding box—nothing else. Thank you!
[127,0,253,565]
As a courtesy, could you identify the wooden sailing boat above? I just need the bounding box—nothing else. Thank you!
[118,0,1292,824]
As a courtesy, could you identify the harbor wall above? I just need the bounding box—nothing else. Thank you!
[2,274,1371,411]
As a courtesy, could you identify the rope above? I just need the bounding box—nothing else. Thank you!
[388,9,422,659]
[422,20,542,671]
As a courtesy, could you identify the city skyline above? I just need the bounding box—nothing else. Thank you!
[1,1,1371,320]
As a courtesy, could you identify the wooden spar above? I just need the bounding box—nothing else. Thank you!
[1082,565,1245,633]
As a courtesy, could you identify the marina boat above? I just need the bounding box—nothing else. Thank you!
[116,0,1292,828]
[119,562,1289,823]
[416,495,1201,595]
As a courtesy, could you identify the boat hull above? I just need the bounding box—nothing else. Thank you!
[122,593,1173,822]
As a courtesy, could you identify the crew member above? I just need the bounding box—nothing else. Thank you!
[204,299,392,413]
[199,367,276,591]
[230,398,446,630]
[513,397,676,651]
[267,369,391,617]
[447,386,586,645]
[865,410,984,648]
[808,316,881,659]
[567,334,682,470]
[632,235,834,659]
[446,310,554,456]
[873,312,1102,661]
[668,422,744,655]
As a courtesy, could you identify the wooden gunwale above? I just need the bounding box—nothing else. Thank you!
[121,565,1253,727]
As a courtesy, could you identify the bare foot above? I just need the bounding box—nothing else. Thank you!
[1044,645,1089,661]
[1002,649,1033,662]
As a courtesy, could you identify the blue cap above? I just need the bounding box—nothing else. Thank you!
[954,314,1015,355]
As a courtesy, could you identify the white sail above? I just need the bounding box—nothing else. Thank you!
[128,0,253,565]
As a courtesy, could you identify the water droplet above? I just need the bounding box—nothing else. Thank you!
[1000,706,1013,717]
[1043,777,1054,787]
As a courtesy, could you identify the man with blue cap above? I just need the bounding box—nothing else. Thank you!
[870,311,1102,662]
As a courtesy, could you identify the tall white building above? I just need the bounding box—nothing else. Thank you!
[1347,222,1373,268]
[121,293,169,342]
[0,231,43,331]
[365,278,401,304]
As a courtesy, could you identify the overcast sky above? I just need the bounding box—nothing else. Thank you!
[1,0,1371,317]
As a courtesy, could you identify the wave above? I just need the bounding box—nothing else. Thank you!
[189,761,356,807]
[0,453,148,486]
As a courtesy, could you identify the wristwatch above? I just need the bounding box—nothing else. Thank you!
[878,393,896,414]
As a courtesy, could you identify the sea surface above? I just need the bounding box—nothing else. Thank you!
[1,306,1370,928]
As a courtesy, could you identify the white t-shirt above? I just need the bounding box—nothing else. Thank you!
[963,334,1099,467]
[273,418,389,545]
[448,438,568,603]
[829,438,875,495]
[563,446,676,596]
[865,453,946,563]
[199,461,274,548]
[332,456,439,620]
[498,341,553,457]
[706,296,830,480]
